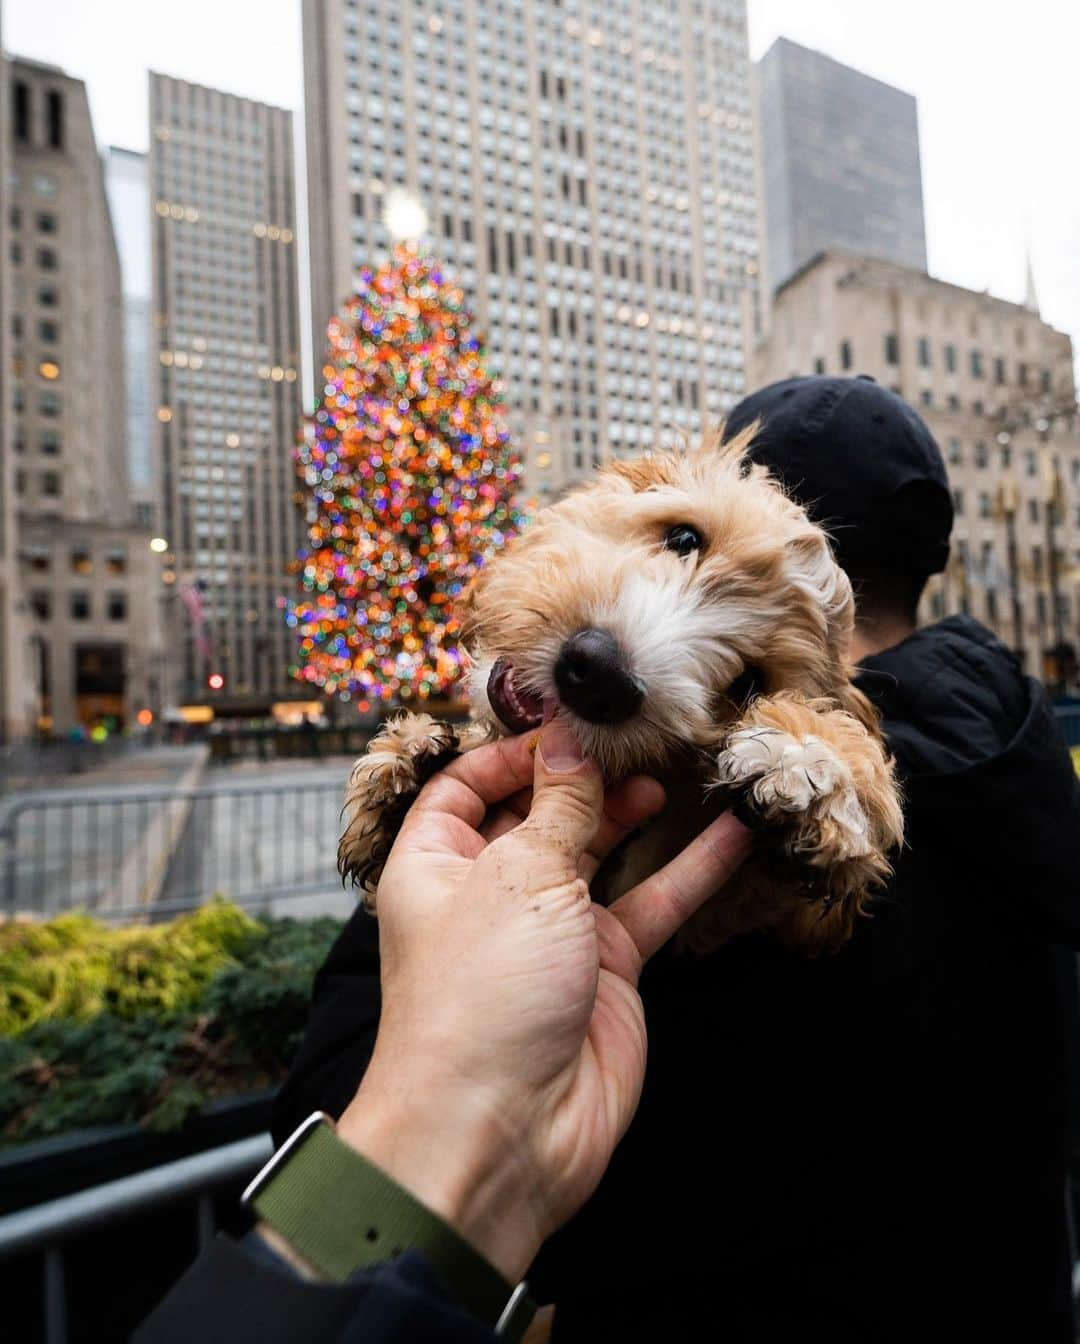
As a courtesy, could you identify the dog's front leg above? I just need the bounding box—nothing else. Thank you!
[338,712,495,903]
[713,691,903,951]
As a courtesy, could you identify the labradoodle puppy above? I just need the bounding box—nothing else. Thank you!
[338,425,903,954]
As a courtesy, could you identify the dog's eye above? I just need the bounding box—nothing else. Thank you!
[664,523,704,558]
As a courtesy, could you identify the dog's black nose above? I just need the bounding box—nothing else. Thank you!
[554,629,644,725]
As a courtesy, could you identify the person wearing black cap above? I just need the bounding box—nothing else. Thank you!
[273,377,1080,1343]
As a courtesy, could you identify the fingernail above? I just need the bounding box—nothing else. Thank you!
[539,719,586,773]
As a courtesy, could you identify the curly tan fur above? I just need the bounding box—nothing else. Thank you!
[338,424,904,952]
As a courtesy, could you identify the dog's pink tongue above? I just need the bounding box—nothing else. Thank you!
[541,696,559,725]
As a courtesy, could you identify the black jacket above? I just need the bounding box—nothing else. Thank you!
[136,1236,501,1342]
[275,616,1080,1342]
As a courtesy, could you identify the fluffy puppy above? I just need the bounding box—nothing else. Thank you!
[338,425,904,954]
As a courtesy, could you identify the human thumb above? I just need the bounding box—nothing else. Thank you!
[517,718,604,866]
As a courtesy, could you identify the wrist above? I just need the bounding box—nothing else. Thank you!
[337,1066,544,1282]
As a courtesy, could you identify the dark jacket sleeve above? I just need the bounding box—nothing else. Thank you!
[134,1236,497,1344]
[273,905,384,1144]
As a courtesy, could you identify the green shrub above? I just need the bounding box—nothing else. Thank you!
[0,902,261,1035]
[0,907,342,1147]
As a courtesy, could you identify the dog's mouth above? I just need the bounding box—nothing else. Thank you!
[487,658,546,733]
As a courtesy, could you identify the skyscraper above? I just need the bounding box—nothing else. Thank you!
[303,0,762,504]
[757,38,927,291]
[105,146,155,530]
[149,73,303,706]
[0,3,30,740]
[7,57,160,734]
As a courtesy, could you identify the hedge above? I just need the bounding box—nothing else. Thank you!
[0,905,343,1147]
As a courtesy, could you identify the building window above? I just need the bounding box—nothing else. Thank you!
[25,545,50,572]
[1028,498,1040,523]
[884,333,899,365]
[953,488,964,515]
[920,390,932,408]
[970,349,983,379]
[974,441,989,468]
[1000,445,1011,469]
[41,471,60,496]
[38,319,58,343]
[994,357,1005,385]
[13,80,30,143]
[37,286,58,307]
[39,392,60,417]
[1041,369,1052,394]
[1032,545,1043,576]
[37,247,58,271]
[978,491,991,519]
[70,592,91,621]
[106,592,127,621]
[105,547,127,575]
[840,339,852,370]
[813,356,825,375]
[35,212,56,234]
[1025,450,1037,477]
[917,337,930,367]
[70,545,92,574]
[46,90,64,150]
[947,438,962,465]
[29,591,51,620]
[947,394,961,412]
[944,344,956,374]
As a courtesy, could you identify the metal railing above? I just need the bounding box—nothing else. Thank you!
[0,1133,272,1344]
[0,780,344,920]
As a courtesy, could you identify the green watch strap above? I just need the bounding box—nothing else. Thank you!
[244,1114,537,1341]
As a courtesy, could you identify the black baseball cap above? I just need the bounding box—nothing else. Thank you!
[725,375,953,576]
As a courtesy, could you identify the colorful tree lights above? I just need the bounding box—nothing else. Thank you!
[287,242,521,702]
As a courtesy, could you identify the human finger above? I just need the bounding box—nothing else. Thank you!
[511,719,603,867]
[401,732,537,839]
[609,812,753,963]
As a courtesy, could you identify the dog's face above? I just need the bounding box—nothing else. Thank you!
[463,427,856,776]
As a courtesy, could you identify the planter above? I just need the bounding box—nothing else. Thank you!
[0,1088,274,1217]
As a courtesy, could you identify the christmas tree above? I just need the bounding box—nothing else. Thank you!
[287,240,521,704]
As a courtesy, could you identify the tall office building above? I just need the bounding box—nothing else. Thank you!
[751,250,1080,677]
[105,146,155,529]
[149,73,303,707]
[757,38,927,291]
[303,0,762,504]
[7,57,160,733]
[0,5,31,740]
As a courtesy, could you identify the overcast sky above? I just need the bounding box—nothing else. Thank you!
[6,0,1079,357]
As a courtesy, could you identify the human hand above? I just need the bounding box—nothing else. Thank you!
[336,720,751,1281]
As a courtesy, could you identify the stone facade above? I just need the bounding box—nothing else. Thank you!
[7,57,160,734]
[751,250,1080,678]
[302,0,763,504]
[0,6,33,740]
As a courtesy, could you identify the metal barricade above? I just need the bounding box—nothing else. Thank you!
[0,1133,273,1344]
[0,780,344,920]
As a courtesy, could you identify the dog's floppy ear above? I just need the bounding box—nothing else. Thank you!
[784,525,855,675]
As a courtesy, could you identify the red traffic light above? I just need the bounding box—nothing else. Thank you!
[207,673,225,691]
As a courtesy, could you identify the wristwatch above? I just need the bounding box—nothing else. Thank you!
[242,1112,538,1341]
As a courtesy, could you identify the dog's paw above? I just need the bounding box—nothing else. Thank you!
[715,726,872,860]
[338,714,461,898]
